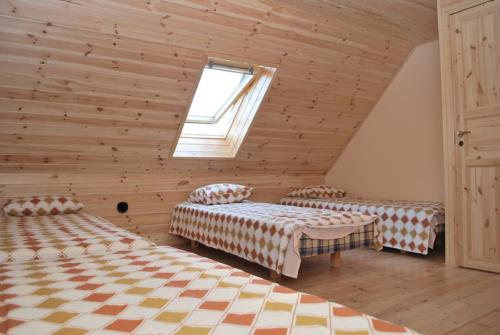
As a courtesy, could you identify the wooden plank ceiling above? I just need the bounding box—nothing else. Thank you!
[0,0,438,175]
[0,0,437,243]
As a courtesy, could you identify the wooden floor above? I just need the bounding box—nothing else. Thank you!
[175,242,500,335]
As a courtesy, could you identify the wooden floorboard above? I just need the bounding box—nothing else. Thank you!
[173,241,500,335]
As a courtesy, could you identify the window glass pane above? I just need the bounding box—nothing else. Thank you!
[181,104,237,138]
[186,67,250,122]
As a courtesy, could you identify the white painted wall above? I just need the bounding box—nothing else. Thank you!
[325,41,444,201]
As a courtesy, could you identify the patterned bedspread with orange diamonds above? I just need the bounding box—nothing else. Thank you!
[0,212,155,263]
[0,246,419,335]
[280,197,445,255]
[170,202,381,278]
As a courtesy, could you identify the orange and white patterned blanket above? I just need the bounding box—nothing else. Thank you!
[280,197,445,254]
[0,246,419,335]
[170,202,382,278]
[0,212,155,263]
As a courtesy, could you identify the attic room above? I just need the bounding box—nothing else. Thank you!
[0,0,499,334]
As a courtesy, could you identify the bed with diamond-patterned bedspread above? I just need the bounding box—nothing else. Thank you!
[0,246,420,335]
[170,202,382,278]
[280,197,445,255]
[0,211,155,263]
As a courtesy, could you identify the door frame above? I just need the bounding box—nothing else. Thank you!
[437,0,496,266]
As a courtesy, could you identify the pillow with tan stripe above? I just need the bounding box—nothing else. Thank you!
[286,185,346,199]
[3,195,85,216]
[189,184,253,205]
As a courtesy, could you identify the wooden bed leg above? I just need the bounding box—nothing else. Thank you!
[190,240,199,249]
[400,250,408,255]
[270,270,281,280]
[330,252,342,268]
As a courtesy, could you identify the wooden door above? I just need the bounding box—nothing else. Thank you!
[449,0,500,272]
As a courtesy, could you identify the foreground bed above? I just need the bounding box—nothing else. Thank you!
[0,195,417,334]
[0,245,418,335]
[170,201,382,278]
[280,197,445,255]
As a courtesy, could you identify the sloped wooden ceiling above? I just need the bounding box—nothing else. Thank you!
[0,0,437,174]
[0,0,437,242]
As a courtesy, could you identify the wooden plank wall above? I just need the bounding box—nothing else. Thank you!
[0,172,321,245]
[0,0,437,244]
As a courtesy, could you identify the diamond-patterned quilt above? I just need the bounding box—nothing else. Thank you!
[0,212,155,263]
[0,246,419,335]
[280,197,445,255]
[170,202,382,278]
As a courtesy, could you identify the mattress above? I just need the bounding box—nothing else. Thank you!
[280,197,445,255]
[170,201,382,278]
[0,211,155,263]
[0,246,418,335]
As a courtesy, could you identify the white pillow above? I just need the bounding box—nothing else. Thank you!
[286,185,346,199]
[3,195,84,216]
[189,184,253,205]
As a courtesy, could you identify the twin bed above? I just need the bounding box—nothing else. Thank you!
[170,201,381,278]
[0,195,417,335]
[280,197,445,255]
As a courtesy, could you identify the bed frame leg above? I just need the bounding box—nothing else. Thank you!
[400,250,408,255]
[190,240,199,249]
[270,270,281,280]
[330,252,342,268]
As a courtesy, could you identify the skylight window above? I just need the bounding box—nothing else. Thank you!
[173,58,276,158]
[186,62,254,124]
